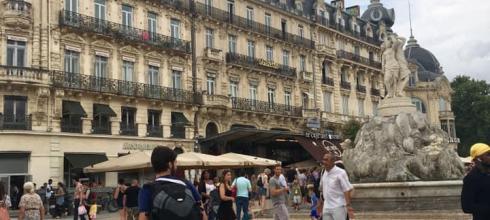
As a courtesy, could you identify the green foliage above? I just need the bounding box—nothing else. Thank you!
[341,119,362,141]
[451,75,490,156]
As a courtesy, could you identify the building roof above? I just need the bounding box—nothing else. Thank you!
[361,0,395,29]
[404,36,444,82]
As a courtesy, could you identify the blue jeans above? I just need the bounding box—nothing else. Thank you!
[235,196,249,220]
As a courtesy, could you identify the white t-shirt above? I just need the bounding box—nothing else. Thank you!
[205,182,216,195]
[319,166,353,209]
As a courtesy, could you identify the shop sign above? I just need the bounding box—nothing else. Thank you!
[305,131,341,140]
[306,117,321,129]
[122,143,159,151]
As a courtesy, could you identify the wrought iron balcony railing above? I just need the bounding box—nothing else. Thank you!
[51,71,202,105]
[322,77,334,86]
[120,123,137,136]
[61,118,82,133]
[91,122,111,135]
[231,97,302,117]
[171,125,186,139]
[0,114,32,130]
[147,125,163,138]
[194,2,314,49]
[340,81,351,90]
[337,50,382,69]
[59,10,190,54]
[315,16,381,45]
[226,53,296,78]
[371,88,380,96]
[356,85,366,93]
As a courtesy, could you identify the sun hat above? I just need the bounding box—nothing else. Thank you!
[470,143,490,160]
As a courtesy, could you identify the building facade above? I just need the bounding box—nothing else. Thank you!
[0,0,456,187]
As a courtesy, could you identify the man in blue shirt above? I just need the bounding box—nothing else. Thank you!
[232,172,251,220]
[138,146,203,220]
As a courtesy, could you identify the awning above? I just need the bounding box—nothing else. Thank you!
[295,136,341,162]
[65,153,108,169]
[200,128,292,146]
[217,153,281,167]
[171,112,190,125]
[62,100,87,117]
[94,104,117,117]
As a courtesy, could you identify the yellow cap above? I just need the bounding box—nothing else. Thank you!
[470,143,490,160]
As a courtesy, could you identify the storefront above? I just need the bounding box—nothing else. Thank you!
[0,152,31,209]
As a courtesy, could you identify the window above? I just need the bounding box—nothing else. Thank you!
[284,91,291,108]
[282,50,289,66]
[324,92,332,112]
[65,0,78,12]
[230,81,238,98]
[148,12,157,35]
[372,102,378,116]
[358,99,364,116]
[342,95,349,115]
[228,35,237,53]
[171,19,180,40]
[227,1,234,16]
[341,69,348,82]
[369,51,374,61]
[122,61,134,81]
[338,40,345,50]
[121,107,136,135]
[439,98,447,112]
[147,110,162,137]
[246,7,254,26]
[94,0,106,20]
[247,40,255,58]
[408,73,416,87]
[7,40,26,67]
[322,62,329,82]
[61,101,83,133]
[299,55,306,71]
[249,85,257,100]
[411,97,426,113]
[122,5,133,27]
[94,55,107,78]
[204,0,212,8]
[302,93,309,109]
[206,76,215,95]
[357,73,364,86]
[319,33,326,45]
[267,88,275,107]
[148,65,159,85]
[266,46,273,61]
[205,28,214,48]
[64,50,80,73]
[265,13,272,33]
[298,25,304,39]
[3,96,28,130]
[354,46,360,56]
[172,70,182,89]
[281,19,287,36]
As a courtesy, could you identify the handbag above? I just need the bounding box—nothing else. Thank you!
[78,204,87,215]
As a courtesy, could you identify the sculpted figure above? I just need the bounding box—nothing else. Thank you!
[381,35,399,98]
[394,36,411,97]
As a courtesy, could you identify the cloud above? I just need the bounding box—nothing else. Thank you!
[344,0,490,81]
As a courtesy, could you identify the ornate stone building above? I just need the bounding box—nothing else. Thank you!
[4,0,440,186]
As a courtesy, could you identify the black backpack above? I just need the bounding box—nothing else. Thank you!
[257,175,264,187]
[150,177,201,220]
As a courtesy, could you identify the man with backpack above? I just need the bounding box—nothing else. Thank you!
[138,146,206,220]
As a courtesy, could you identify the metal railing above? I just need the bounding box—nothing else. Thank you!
[59,10,190,54]
[171,125,186,139]
[356,85,366,93]
[194,2,314,49]
[3,0,31,15]
[61,118,82,133]
[91,122,111,135]
[315,16,381,45]
[147,125,163,138]
[226,53,296,78]
[231,97,302,117]
[371,88,380,96]
[0,114,32,130]
[51,71,201,105]
[340,81,351,90]
[322,77,334,86]
[120,123,137,136]
[337,50,382,69]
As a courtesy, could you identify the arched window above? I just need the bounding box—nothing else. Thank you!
[411,97,426,113]
[439,97,446,111]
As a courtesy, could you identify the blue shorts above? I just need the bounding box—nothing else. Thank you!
[310,209,319,218]
[258,187,267,196]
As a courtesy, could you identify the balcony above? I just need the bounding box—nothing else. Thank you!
[204,94,230,107]
[2,0,32,28]
[371,88,380,96]
[59,10,190,54]
[51,71,202,105]
[0,114,32,130]
[300,71,313,82]
[120,123,137,136]
[61,119,82,133]
[0,65,50,85]
[315,16,381,46]
[147,125,163,138]
[340,81,351,90]
[204,47,223,62]
[231,97,302,117]
[356,85,366,93]
[439,111,455,120]
[322,77,334,86]
[171,125,186,139]
[194,2,314,49]
[226,53,296,78]
[91,122,111,135]
[337,50,382,69]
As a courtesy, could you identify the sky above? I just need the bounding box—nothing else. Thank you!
[344,0,490,82]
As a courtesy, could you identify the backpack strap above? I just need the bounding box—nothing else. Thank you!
[155,177,187,187]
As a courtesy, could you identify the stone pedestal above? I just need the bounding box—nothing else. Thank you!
[378,97,417,116]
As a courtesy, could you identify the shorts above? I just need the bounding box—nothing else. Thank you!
[310,209,319,218]
[293,195,301,204]
[259,187,267,196]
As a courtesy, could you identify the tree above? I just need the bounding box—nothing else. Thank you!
[451,75,490,156]
[341,119,361,141]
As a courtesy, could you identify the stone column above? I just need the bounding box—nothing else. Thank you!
[111,117,121,135]
[82,118,92,134]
